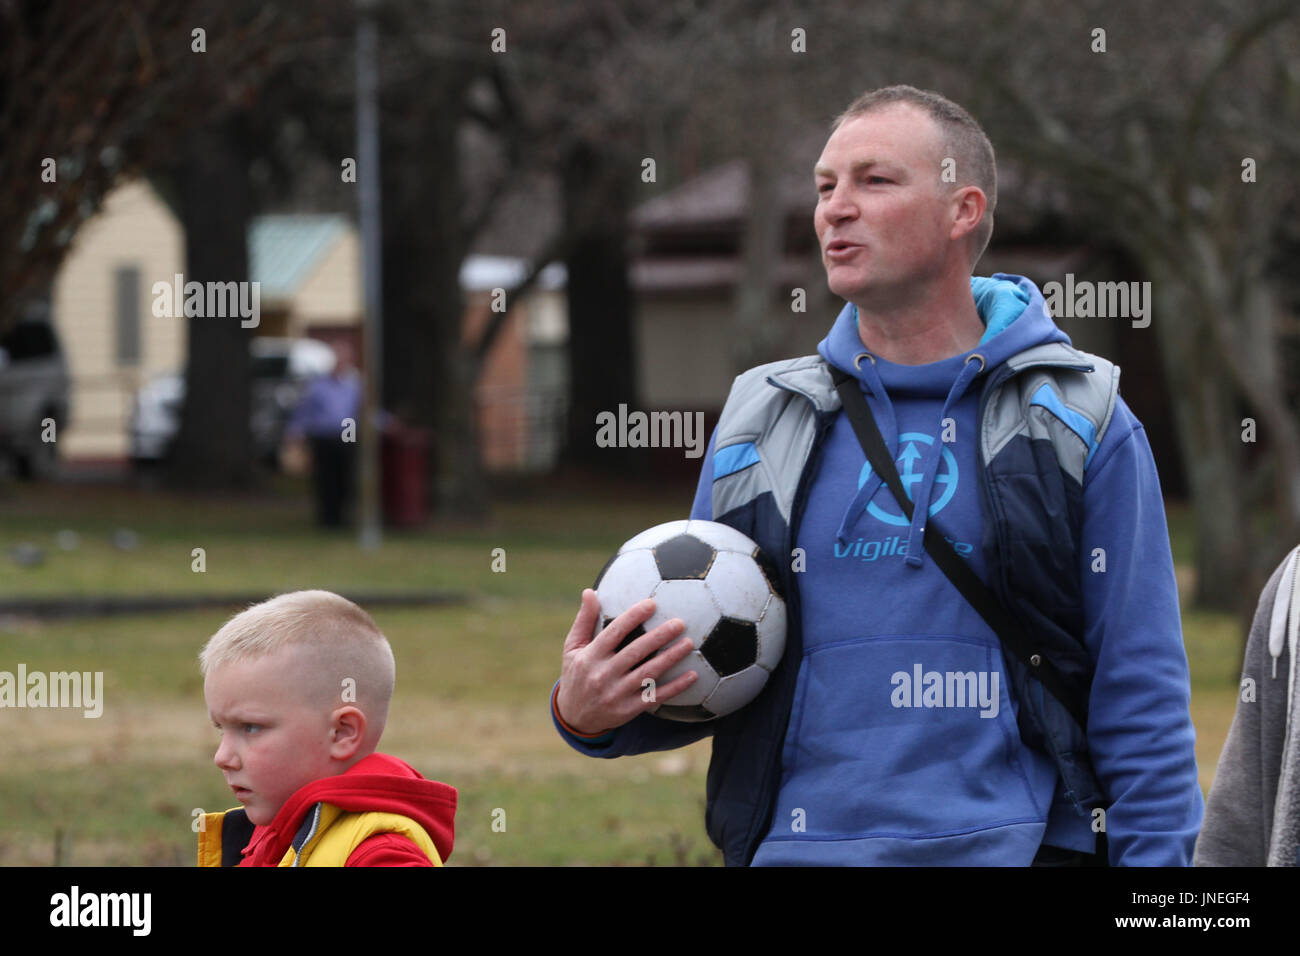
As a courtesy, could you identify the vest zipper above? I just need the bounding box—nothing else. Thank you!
[292,803,323,867]
[743,381,834,865]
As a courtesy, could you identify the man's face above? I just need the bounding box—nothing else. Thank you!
[206,648,338,826]
[814,105,956,305]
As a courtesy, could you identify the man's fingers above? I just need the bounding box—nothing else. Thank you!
[648,666,699,705]
[562,589,602,653]
[627,633,697,711]
[618,621,689,673]
[588,596,659,656]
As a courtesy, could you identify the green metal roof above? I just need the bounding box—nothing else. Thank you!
[248,215,349,300]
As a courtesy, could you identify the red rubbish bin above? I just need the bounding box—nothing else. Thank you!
[381,424,432,527]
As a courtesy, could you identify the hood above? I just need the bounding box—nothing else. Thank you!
[815,274,1071,568]
[245,752,457,865]
[817,274,1070,394]
[1267,545,1300,690]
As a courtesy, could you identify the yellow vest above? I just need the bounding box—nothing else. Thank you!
[197,803,442,867]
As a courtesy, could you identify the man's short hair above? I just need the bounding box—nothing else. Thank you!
[831,85,997,266]
[200,590,395,723]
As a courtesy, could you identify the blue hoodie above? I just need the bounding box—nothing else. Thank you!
[556,274,1203,865]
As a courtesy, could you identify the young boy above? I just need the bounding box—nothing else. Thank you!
[197,590,457,866]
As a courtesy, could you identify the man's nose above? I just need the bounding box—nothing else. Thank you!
[820,185,857,224]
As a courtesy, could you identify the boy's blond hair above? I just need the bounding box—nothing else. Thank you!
[200,590,395,735]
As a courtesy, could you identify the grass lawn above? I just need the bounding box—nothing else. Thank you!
[0,480,1244,865]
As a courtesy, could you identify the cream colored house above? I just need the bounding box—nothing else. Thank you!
[51,181,365,460]
[51,178,186,458]
[51,177,563,469]
[247,214,362,340]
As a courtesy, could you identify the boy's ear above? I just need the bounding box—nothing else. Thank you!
[329,706,366,760]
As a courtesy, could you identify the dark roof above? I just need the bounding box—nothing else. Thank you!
[467,168,561,261]
[631,126,827,233]
[631,254,814,294]
[466,121,1075,264]
[468,122,830,257]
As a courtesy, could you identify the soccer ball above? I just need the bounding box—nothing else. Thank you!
[592,519,786,722]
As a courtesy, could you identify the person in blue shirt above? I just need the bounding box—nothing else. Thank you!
[550,85,1203,865]
[286,340,362,528]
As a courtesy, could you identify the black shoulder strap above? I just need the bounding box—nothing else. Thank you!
[833,365,1109,864]
[830,366,1089,730]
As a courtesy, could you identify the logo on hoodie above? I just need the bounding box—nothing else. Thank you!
[857,431,957,526]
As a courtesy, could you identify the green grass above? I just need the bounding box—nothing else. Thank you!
[0,598,721,867]
[0,477,678,599]
[0,480,1246,865]
[0,477,721,866]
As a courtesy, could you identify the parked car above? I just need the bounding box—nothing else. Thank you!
[129,336,337,469]
[0,306,70,480]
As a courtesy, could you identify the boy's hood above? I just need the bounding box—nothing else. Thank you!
[246,752,457,864]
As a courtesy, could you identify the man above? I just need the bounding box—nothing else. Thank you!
[551,85,1203,865]
[285,340,361,528]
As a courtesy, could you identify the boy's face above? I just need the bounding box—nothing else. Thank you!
[205,647,340,826]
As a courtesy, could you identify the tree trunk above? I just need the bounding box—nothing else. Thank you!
[560,139,638,472]
[380,68,485,517]
[1164,232,1300,614]
[168,115,255,490]
[731,151,787,373]
[1148,262,1248,612]
[1232,278,1300,566]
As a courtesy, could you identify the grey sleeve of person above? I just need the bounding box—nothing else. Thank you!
[1193,550,1296,866]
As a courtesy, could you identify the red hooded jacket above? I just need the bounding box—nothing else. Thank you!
[227,753,457,867]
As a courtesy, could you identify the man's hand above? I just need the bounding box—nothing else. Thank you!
[556,588,698,736]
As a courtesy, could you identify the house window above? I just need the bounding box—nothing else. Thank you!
[114,266,140,365]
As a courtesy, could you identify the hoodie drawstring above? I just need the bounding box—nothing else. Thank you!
[835,352,898,547]
[902,353,984,567]
[836,351,985,570]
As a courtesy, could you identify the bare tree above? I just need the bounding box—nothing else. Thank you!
[812,0,1300,613]
[1,0,318,489]
[0,0,288,334]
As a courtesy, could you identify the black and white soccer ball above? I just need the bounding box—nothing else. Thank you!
[593,519,786,722]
